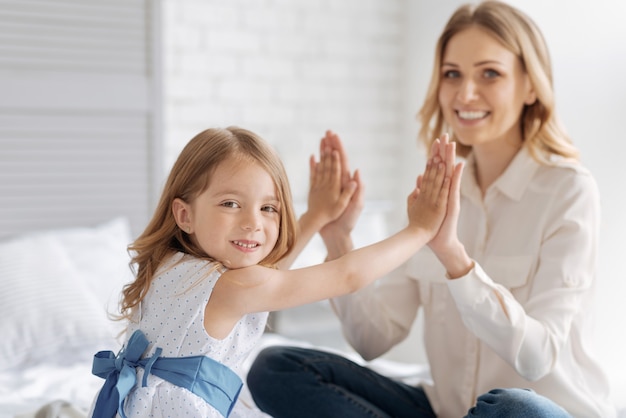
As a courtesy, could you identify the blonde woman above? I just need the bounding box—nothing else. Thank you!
[248,1,615,417]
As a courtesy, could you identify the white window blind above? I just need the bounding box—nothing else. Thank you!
[0,0,162,238]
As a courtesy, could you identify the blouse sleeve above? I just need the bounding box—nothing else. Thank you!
[447,168,600,381]
[331,263,421,361]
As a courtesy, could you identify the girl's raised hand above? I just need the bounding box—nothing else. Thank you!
[307,131,357,228]
[278,131,359,270]
[278,132,356,270]
[317,131,364,246]
[425,134,464,256]
[407,153,450,239]
[421,134,470,278]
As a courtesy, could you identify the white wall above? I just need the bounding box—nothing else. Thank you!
[162,0,407,206]
[405,0,626,403]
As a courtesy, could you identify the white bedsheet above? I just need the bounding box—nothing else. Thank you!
[0,333,431,418]
[0,362,99,417]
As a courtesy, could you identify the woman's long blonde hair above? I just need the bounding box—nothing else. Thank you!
[120,127,298,320]
[418,0,578,162]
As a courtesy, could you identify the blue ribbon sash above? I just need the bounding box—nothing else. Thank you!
[91,330,242,418]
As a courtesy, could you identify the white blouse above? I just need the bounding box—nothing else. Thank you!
[332,147,615,418]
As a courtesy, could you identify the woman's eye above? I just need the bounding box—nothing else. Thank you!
[443,69,460,79]
[221,201,240,208]
[483,69,500,79]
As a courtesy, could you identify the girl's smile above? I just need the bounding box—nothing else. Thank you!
[231,239,261,252]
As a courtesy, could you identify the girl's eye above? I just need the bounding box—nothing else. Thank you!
[221,201,240,208]
[261,205,278,213]
[442,69,460,79]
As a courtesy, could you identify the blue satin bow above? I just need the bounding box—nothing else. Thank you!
[91,330,242,418]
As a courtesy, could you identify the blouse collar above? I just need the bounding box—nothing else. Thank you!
[461,146,541,202]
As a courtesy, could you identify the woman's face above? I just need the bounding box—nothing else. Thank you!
[438,26,535,150]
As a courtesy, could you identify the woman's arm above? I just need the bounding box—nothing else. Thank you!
[448,168,600,381]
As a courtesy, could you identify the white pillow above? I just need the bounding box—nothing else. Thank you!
[0,218,134,371]
[50,217,135,327]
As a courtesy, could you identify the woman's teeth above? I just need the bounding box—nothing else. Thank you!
[458,110,487,120]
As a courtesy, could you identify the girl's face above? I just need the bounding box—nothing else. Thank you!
[183,156,281,269]
[438,26,535,150]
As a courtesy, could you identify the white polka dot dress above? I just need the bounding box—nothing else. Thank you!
[122,252,270,418]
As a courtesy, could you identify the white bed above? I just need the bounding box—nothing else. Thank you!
[0,218,623,417]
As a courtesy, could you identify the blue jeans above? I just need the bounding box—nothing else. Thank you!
[247,346,572,418]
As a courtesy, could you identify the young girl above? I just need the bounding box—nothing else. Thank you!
[90,126,459,418]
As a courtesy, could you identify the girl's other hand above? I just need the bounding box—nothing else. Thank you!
[407,153,450,239]
[318,131,364,241]
[425,134,464,255]
[424,134,471,278]
[306,131,357,230]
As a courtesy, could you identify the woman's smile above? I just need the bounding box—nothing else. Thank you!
[456,110,489,121]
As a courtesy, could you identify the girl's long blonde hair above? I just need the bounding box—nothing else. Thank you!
[418,0,578,162]
[120,127,298,320]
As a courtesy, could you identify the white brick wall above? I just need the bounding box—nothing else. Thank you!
[163,0,410,208]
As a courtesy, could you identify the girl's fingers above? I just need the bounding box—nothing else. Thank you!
[423,157,442,198]
[331,149,342,187]
[309,154,317,186]
[426,133,448,180]
[433,161,447,199]
[314,146,342,190]
[320,133,328,156]
[445,140,455,179]
[319,145,332,183]
[327,130,351,186]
